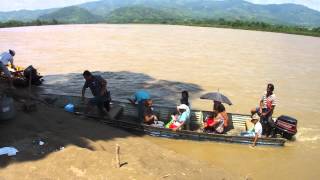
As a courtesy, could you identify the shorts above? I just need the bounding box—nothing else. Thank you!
[89,96,107,109]
[255,107,273,123]
[0,62,11,77]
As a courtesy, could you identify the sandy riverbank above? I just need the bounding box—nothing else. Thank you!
[0,86,238,179]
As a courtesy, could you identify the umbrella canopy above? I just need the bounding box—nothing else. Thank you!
[200,92,232,105]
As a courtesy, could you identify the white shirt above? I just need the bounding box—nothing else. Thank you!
[0,52,13,65]
[254,122,263,137]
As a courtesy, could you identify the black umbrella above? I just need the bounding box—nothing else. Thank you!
[200,92,232,105]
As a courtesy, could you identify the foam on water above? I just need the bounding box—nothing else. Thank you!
[295,127,320,143]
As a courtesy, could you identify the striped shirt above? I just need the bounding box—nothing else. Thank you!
[261,91,276,109]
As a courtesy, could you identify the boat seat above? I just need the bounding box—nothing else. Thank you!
[229,114,250,130]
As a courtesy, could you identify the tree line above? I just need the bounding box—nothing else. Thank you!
[0,19,60,28]
[1,18,320,37]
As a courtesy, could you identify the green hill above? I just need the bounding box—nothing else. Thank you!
[38,6,103,23]
[1,0,320,27]
[79,0,320,27]
[105,6,184,23]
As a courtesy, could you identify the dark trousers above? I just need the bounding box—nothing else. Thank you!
[261,112,276,137]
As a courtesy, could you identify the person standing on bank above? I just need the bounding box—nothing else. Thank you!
[82,70,110,115]
[0,49,16,88]
[251,83,277,137]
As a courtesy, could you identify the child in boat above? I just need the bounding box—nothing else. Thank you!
[143,99,158,125]
[143,99,164,127]
[166,104,190,130]
[203,111,218,132]
[203,112,224,133]
[240,114,263,147]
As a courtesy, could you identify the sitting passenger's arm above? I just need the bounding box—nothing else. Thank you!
[173,113,187,129]
[144,114,153,123]
[252,133,259,147]
[221,111,228,126]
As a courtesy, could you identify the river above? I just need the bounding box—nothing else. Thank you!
[1,24,320,179]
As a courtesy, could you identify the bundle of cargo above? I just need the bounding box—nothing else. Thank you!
[1,65,44,87]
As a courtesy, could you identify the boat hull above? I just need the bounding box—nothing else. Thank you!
[40,94,286,146]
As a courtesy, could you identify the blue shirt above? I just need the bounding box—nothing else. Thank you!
[177,106,190,123]
[134,90,150,103]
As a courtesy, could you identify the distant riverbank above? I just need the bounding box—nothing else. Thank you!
[1,18,320,37]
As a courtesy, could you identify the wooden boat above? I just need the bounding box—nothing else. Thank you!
[40,94,286,146]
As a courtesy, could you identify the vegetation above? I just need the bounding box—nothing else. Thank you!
[0,19,60,28]
[1,17,319,37]
[2,0,320,27]
[105,6,182,23]
[175,19,320,37]
[38,6,103,23]
[1,4,320,37]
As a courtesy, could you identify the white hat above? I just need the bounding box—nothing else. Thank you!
[177,104,188,110]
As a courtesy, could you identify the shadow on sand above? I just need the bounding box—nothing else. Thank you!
[0,70,203,168]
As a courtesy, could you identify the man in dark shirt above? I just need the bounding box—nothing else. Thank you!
[81,70,110,115]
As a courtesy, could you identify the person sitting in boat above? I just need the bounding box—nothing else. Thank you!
[203,103,226,134]
[203,111,218,132]
[180,90,190,107]
[0,49,16,88]
[241,114,263,147]
[213,101,229,128]
[81,70,110,116]
[166,104,190,130]
[143,99,157,124]
[180,90,191,129]
[128,90,150,123]
[143,99,164,127]
[250,83,276,137]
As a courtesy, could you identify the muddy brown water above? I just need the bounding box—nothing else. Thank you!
[1,24,320,179]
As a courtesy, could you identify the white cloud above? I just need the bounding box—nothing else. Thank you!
[0,0,98,12]
[246,0,320,11]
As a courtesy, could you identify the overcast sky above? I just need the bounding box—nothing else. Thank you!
[0,0,319,12]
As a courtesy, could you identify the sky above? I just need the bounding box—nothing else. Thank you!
[0,0,319,12]
[246,0,320,11]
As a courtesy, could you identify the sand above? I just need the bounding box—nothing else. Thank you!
[0,86,237,179]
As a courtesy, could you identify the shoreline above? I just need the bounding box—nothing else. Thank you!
[1,21,320,38]
[0,85,238,179]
